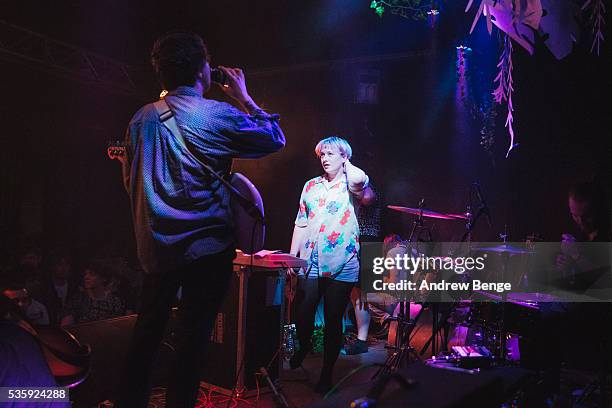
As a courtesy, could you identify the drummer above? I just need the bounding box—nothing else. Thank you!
[538,181,611,398]
[367,234,423,334]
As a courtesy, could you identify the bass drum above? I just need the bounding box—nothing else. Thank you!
[385,302,520,360]
[446,301,522,362]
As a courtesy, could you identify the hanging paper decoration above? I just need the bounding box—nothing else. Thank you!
[369,0,604,158]
[466,0,542,54]
[492,35,516,158]
[583,0,606,56]
[466,0,601,59]
[539,0,580,59]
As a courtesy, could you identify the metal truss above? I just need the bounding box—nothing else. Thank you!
[0,19,146,100]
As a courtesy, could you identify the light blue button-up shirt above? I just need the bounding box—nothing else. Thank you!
[122,86,285,273]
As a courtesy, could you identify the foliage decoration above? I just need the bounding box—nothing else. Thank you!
[370,0,436,20]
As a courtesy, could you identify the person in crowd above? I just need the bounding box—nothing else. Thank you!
[2,282,50,326]
[18,245,45,300]
[61,260,125,326]
[39,251,78,325]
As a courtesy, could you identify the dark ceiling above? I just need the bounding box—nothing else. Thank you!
[2,0,469,72]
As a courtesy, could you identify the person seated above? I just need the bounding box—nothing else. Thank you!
[2,281,50,326]
[103,259,138,315]
[555,181,612,293]
[39,251,79,325]
[61,260,126,326]
[366,235,423,342]
[18,245,45,300]
[536,180,611,398]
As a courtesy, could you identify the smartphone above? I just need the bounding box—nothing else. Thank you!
[211,68,228,87]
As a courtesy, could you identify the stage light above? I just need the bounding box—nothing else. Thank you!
[427,8,439,28]
[456,45,472,52]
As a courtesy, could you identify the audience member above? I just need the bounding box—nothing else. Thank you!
[39,251,79,325]
[61,260,126,326]
[2,283,50,325]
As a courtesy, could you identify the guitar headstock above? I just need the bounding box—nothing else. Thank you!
[107,141,126,161]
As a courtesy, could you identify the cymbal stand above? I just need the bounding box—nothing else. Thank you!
[373,199,429,378]
[373,300,422,379]
[459,192,487,244]
[405,199,444,356]
[406,198,426,244]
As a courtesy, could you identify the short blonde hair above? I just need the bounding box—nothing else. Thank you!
[314,136,352,159]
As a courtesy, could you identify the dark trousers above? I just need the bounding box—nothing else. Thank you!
[294,277,354,381]
[117,248,235,408]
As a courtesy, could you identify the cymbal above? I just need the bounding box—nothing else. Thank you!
[387,205,467,220]
[445,212,470,220]
[472,244,535,254]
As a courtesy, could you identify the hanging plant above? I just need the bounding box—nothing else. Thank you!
[370,0,435,20]
[478,102,498,161]
[311,325,324,353]
[371,0,604,158]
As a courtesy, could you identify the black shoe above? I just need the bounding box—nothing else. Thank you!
[343,339,368,355]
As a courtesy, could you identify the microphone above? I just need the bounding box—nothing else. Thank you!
[211,67,229,87]
[473,182,492,227]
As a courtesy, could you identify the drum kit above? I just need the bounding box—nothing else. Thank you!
[378,195,542,374]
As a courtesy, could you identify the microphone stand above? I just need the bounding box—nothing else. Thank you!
[459,191,489,243]
[373,199,427,378]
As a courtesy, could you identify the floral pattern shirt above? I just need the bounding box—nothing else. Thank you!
[294,175,360,282]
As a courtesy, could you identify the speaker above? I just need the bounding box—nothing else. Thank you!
[65,314,175,407]
[65,264,284,405]
[198,264,284,395]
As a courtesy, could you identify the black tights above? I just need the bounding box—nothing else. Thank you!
[294,277,354,382]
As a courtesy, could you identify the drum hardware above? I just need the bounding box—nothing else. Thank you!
[405,199,445,357]
[387,205,469,221]
[471,244,535,255]
[373,301,424,379]
[472,233,537,359]
[386,187,544,367]
[388,199,459,358]
[375,199,455,375]
[418,302,455,357]
[458,183,492,244]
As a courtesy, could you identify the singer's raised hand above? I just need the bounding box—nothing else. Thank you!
[218,66,255,109]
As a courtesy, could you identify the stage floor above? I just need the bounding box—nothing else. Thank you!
[145,339,608,407]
